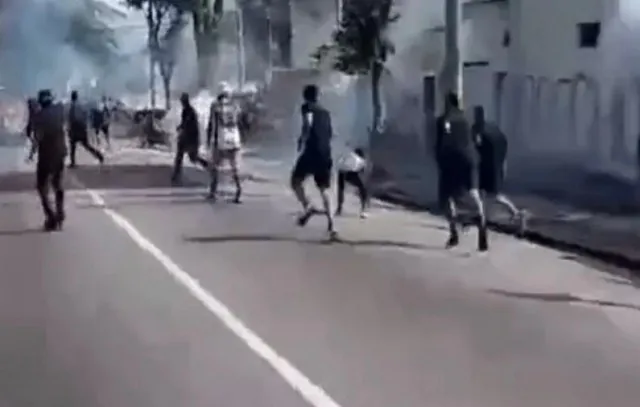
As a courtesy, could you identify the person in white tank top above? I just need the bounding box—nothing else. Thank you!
[336,147,369,218]
[206,83,242,202]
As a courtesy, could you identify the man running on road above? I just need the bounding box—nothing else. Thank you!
[291,84,337,239]
[435,92,488,251]
[28,90,67,231]
[472,105,527,237]
[90,96,111,149]
[171,92,209,184]
[206,84,243,202]
[67,90,104,168]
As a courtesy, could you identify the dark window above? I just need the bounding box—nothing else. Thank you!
[578,22,600,48]
[502,30,510,47]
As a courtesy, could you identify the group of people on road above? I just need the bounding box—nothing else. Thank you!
[26,89,112,230]
[290,85,527,249]
[171,83,244,203]
[24,82,525,249]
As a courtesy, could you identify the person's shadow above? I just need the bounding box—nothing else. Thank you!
[184,234,439,250]
[0,227,45,236]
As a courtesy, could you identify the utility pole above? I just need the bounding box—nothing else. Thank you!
[235,0,246,88]
[441,0,462,109]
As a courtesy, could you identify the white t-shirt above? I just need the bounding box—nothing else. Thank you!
[338,151,366,172]
[211,100,241,150]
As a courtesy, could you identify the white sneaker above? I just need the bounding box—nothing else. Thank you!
[359,211,368,219]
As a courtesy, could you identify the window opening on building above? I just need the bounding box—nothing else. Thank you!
[578,22,600,48]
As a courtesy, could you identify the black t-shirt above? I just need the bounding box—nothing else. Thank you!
[299,102,332,159]
[180,104,200,141]
[475,122,507,171]
[435,108,478,165]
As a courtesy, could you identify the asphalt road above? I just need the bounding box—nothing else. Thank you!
[2,145,640,406]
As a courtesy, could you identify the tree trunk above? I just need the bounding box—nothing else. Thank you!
[370,61,383,137]
[149,55,157,108]
[162,73,171,110]
[195,31,220,90]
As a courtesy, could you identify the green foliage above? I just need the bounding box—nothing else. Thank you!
[314,0,399,75]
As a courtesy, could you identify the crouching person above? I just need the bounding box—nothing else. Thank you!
[335,146,369,218]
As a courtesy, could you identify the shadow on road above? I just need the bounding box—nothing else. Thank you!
[184,234,439,250]
[0,227,44,236]
[0,164,201,192]
[488,288,640,312]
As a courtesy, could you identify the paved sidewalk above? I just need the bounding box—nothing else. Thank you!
[370,149,640,271]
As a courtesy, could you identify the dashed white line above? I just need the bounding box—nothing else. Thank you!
[79,182,341,407]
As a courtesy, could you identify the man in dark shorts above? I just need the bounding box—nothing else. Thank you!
[435,92,488,251]
[472,105,527,237]
[28,90,67,231]
[290,84,337,239]
[67,90,104,168]
[172,93,209,183]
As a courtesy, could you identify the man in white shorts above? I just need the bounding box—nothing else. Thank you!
[206,83,242,203]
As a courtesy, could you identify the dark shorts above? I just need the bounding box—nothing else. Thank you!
[479,163,503,195]
[291,153,332,189]
[438,157,478,203]
[92,122,109,134]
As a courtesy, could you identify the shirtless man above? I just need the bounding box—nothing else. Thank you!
[206,84,243,203]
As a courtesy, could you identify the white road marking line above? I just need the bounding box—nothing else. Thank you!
[78,182,341,407]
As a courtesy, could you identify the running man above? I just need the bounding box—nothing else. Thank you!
[290,84,337,239]
[67,90,104,168]
[472,105,527,237]
[206,84,243,202]
[435,92,488,251]
[90,96,111,149]
[28,90,67,231]
[335,146,369,218]
[171,93,209,183]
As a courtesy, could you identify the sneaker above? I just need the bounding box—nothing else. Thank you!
[297,207,317,227]
[445,233,459,249]
[359,211,368,219]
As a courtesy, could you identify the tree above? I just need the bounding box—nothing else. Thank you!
[191,0,225,89]
[313,0,399,138]
[125,0,189,108]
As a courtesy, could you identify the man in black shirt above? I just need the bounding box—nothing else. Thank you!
[435,92,488,251]
[91,96,111,149]
[67,90,104,168]
[171,93,209,183]
[472,106,527,237]
[290,84,337,239]
[28,90,67,231]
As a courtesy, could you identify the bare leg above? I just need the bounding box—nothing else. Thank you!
[444,196,460,248]
[318,187,335,235]
[489,193,527,237]
[468,188,489,251]
[229,153,242,203]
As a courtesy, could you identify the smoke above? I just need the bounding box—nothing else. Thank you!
[0,0,155,99]
[288,0,446,153]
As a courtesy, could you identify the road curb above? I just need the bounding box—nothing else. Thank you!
[374,189,640,272]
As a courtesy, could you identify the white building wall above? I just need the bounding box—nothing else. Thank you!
[517,0,609,79]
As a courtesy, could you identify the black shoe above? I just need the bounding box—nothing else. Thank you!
[233,190,242,204]
[43,217,57,232]
[297,207,317,227]
[56,212,65,229]
[445,233,459,249]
